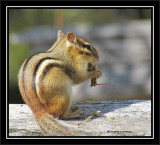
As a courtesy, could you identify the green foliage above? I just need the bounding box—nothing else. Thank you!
[9,42,30,103]
[9,42,30,84]
[9,9,55,33]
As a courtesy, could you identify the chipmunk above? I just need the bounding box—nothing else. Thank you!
[18,30,102,136]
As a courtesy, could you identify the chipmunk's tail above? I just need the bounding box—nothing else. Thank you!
[37,113,86,136]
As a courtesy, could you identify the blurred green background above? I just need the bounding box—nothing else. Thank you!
[9,9,151,33]
[9,9,151,104]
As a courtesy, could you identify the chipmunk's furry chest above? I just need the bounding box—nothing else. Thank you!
[69,61,89,85]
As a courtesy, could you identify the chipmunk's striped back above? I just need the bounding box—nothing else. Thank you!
[19,54,48,113]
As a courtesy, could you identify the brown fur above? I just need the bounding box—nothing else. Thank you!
[18,30,101,136]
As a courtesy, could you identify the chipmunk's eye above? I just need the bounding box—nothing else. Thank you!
[82,44,92,51]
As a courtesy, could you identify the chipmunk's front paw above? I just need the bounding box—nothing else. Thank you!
[90,70,102,78]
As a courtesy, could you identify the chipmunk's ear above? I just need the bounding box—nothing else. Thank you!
[57,30,66,40]
[67,32,77,43]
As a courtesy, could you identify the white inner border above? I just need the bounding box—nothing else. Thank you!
[6,6,154,139]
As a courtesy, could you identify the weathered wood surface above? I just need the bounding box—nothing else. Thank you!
[9,100,151,136]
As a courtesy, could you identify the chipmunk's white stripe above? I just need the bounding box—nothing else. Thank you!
[35,59,61,103]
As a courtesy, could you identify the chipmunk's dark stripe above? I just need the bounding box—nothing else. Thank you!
[21,53,42,111]
[22,52,51,105]
[37,63,64,104]
[39,63,76,85]
[22,53,43,92]
[32,57,59,95]
[38,62,76,96]
[40,63,64,82]
[63,66,76,79]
